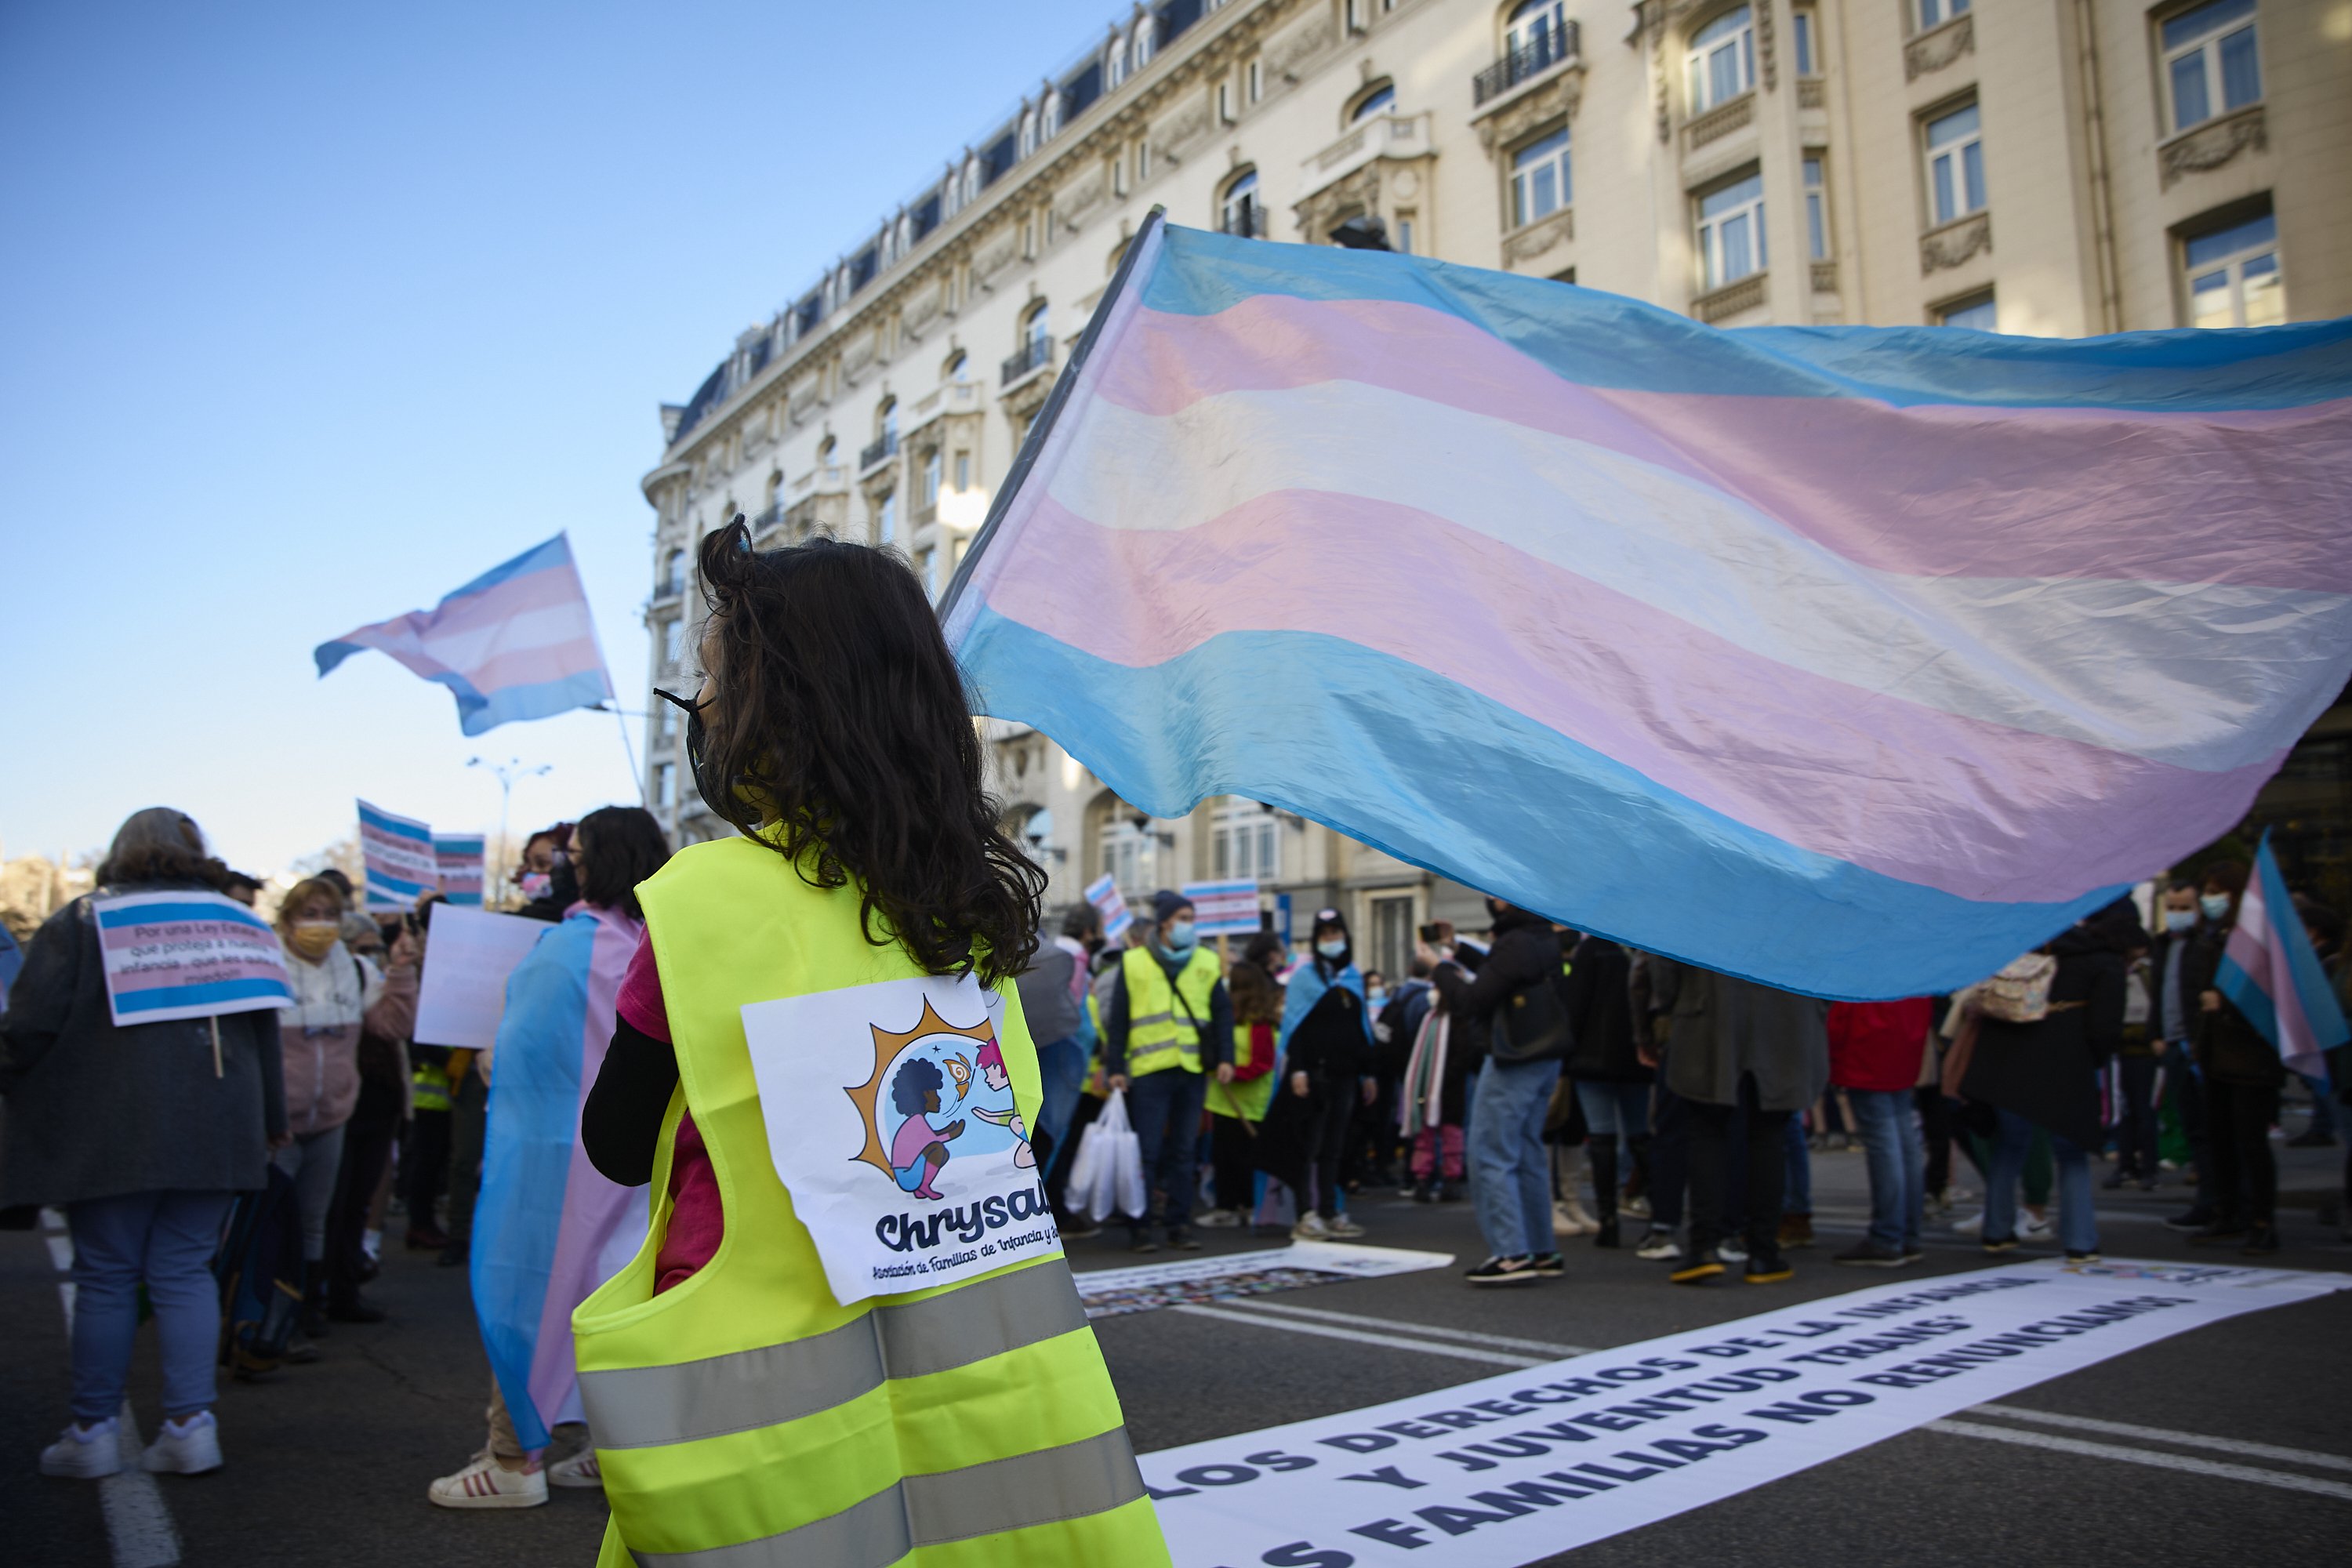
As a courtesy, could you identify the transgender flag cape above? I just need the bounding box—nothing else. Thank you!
[314,533,614,735]
[942,215,2352,1000]
[470,903,648,1450]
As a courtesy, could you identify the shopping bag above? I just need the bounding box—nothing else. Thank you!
[1073,1089,1141,1224]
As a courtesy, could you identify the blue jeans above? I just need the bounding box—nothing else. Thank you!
[1032,1034,1087,1180]
[1575,1080,1650,1139]
[1783,1112,1813,1215]
[67,1190,237,1422]
[1985,1108,2096,1254]
[1125,1068,1207,1233]
[1470,1058,1561,1259]
[1848,1087,1925,1253]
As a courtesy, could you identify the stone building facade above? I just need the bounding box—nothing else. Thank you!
[638,0,2352,974]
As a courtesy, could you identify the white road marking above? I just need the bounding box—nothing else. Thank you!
[1968,1403,2352,1473]
[41,1210,182,1566]
[1171,1304,1548,1367]
[1227,1298,1592,1357]
[1927,1419,2352,1501]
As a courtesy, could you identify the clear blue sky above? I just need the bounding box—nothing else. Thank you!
[0,0,1113,876]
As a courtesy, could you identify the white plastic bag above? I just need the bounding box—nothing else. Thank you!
[1073,1088,1143,1224]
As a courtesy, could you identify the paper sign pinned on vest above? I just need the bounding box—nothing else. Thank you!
[742,972,1064,1307]
[90,891,296,1025]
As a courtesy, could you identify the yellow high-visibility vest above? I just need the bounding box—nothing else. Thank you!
[571,837,1167,1567]
[1120,946,1218,1078]
[1204,1022,1276,1122]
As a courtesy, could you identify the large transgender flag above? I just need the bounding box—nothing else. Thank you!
[2218,833,2350,1078]
[470,903,648,1450]
[314,534,614,735]
[943,216,2352,1000]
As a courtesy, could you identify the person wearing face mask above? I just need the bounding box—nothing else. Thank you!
[513,825,578,922]
[2182,862,2287,1253]
[2148,880,2223,1230]
[1259,911,1377,1240]
[1105,890,1233,1252]
[274,876,389,1337]
[7,809,286,1481]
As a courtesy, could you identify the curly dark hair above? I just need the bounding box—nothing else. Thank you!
[693,517,1044,985]
[891,1057,945,1116]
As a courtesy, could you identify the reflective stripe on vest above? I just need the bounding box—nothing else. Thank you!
[571,837,1168,1567]
[1122,946,1217,1076]
[409,1065,450,1113]
[579,1260,1086,1450]
[629,1429,1145,1567]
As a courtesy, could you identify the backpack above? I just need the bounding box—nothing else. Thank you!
[214,1165,306,1377]
[1978,953,2058,1024]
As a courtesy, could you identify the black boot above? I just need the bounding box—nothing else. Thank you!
[1589,1137,1621,1248]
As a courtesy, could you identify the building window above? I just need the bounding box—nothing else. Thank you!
[1510,126,1572,227]
[1350,82,1396,122]
[660,617,686,670]
[2162,0,2260,133]
[1113,153,1129,196]
[877,491,897,545]
[1686,6,1755,115]
[1220,168,1261,237]
[1804,156,1828,260]
[1247,58,1263,103]
[921,548,939,601]
[1211,800,1278,883]
[1024,300,1050,360]
[1937,290,1998,330]
[662,548,685,595]
[1019,107,1039,158]
[921,449,942,509]
[659,704,680,742]
[946,350,967,382]
[1396,213,1415,253]
[1368,895,1414,988]
[953,451,971,491]
[655,763,677,810]
[1218,80,1234,123]
[1138,140,1152,180]
[1793,5,1820,75]
[1918,0,1969,27]
[1695,169,1766,290]
[2183,210,2282,328]
[1507,0,1567,58]
[1099,817,1155,894]
[1924,102,1985,226]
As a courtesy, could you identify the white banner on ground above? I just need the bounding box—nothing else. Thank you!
[1077,1241,1453,1319]
[742,972,1064,1308]
[1141,1259,2350,1567]
[412,906,549,1049]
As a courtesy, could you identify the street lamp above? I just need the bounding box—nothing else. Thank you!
[469,757,551,905]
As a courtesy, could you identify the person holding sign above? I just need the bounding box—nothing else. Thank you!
[4,809,289,1481]
[572,520,1165,1567]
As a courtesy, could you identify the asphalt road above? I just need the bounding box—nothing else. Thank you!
[8,1120,2350,1568]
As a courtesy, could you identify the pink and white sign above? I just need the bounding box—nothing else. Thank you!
[92,890,295,1027]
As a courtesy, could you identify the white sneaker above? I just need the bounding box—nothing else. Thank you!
[39,1418,122,1479]
[548,1448,603,1490]
[1719,1240,1749,1263]
[1635,1229,1682,1261]
[1622,1195,1653,1219]
[141,1410,223,1475]
[1553,1199,1599,1238]
[1290,1213,1333,1241]
[2020,1212,2053,1240]
[1323,1214,1367,1239]
[1951,1209,1985,1236]
[428,1452,549,1509]
[1194,1208,1242,1229]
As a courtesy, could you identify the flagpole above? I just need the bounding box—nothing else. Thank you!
[611,705,646,804]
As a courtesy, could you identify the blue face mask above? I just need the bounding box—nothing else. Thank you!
[2164,909,2197,933]
[1317,938,1348,961]
[1165,920,1197,953]
[2200,893,2231,921]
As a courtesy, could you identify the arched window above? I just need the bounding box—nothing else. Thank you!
[1506,0,1567,58]
[1349,82,1396,122]
[1107,31,1128,88]
[1042,91,1063,140]
[1023,301,1051,360]
[1220,169,1261,238]
[662,548,685,596]
[877,397,898,444]
[1134,20,1156,69]
[1686,6,1756,114]
[1019,107,1039,158]
[962,154,982,205]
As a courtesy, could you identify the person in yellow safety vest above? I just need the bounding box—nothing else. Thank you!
[569,519,1167,1568]
[1199,931,1287,1229]
[1104,889,1234,1254]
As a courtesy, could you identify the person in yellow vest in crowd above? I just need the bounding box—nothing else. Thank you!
[1104,890,1234,1254]
[570,518,1167,1567]
[1199,931,1287,1229]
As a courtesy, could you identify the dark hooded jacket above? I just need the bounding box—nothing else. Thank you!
[1962,896,2146,1146]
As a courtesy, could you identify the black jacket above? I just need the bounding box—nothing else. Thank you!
[1962,897,2146,1146]
[2185,924,2287,1089]
[1430,907,1563,1065]
[1563,935,1647,1084]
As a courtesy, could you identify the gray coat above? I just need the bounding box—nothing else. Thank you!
[1650,958,1829,1113]
[0,886,287,1208]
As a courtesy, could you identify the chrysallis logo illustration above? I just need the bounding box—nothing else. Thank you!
[844,996,1055,1261]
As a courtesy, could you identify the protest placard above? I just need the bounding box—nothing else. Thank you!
[412,905,549,1048]
[1183,878,1263,938]
[359,798,438,913]
[1085,873,1134,943]
[90,890,294,1027]
[1138,1259,2351,1567]
[434,833,486,906]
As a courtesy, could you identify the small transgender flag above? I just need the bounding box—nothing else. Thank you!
[2217,833,2350,1077]
[315,534,614,735]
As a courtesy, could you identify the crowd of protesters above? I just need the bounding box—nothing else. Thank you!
[6,799,2347,1495]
